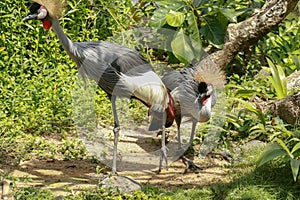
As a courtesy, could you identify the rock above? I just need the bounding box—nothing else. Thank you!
[287,71,300,92]
[101,175,141,194]
[243,140,266,151]
[268,91,300,125]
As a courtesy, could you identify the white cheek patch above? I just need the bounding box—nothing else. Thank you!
[37,8,48,19]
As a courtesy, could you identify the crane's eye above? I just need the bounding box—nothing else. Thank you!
[198,82,207,94]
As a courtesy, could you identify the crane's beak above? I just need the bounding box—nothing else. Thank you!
[22,14,38,22]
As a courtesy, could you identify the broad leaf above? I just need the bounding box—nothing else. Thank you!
[192,0,208,8]
[171,28,195,64]
[148,7,168,27]
[166,10,185,27]
[200,14,226,48]
[268,76,283,98]
[290,159,300,182]
[218,8,237,23]
[218,8,251,23]
[257,143,288,167]
[187,12,202,60]
[149,1,185,28]
[155,0,184,6]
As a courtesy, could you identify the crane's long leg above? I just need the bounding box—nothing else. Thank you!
[158,125,168,173]
[177,126,181,149]
[181,121,202,174]
[189,121,197,145]
[111,95,120,175]
[176,117,182,150]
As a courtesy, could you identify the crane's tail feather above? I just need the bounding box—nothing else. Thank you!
[148,104,166,131]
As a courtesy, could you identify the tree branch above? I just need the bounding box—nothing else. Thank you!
[209,0,298,69]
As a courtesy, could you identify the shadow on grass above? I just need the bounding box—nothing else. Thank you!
[162,152,300,200]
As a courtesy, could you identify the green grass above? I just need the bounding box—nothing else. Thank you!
[164,148,300,200]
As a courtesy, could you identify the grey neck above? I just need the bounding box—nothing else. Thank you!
[48,16,74,57]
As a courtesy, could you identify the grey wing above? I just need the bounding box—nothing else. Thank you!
[162,68,196,91]
[162,70,183,91]
[75,41,154,96]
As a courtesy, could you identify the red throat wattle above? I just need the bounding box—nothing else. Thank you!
[42,19,52,30]
[202,96,210,105]
[165,91,175,128]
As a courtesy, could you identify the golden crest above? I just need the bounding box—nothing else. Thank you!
[194,57,226,89]
[34,0,66,18]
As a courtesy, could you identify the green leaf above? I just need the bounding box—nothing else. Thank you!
[148,7,168,27]
[192,0,203,8]
[266,58,287,99]
[148,1,185,28]
[200,14,226,48]
[171,28,195,64]
[234,99,265,126]
[257,143,288,167]
[291,142,300,154]
[237,89,259,98]
[218,8,237,23]
[166,10,185,27]
[276,138,292,158]
[290,159,300,182]
[187,12,202,60]
[277,63,287,96]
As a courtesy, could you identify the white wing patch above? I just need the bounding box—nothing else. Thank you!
[118,71,168,108]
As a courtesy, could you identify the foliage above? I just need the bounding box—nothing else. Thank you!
[148,0,259,63]
[0,0,136,162]
[14,187,54,200]
[13,186,171,200]
[258,137,300,182]
[1,0,300,196]
[166,146,300,199]
[222,74,290,142]
[265,58,288,99]
[257,15,300,75]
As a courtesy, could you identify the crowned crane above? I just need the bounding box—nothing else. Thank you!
[23,0,175,175]
[162,58,225,173]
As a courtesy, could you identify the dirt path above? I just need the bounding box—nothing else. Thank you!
[0,125,231,196]
[0,156,229,197]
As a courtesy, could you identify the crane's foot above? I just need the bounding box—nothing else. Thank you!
[181,156,203,174]
[157,146,168,174]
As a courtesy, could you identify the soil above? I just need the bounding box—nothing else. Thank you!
[0,125,231,197]
[0,156,229,197]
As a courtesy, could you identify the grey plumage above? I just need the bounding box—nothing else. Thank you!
[162,62,221,148]
[23,1,174,174]
[163,67,215,122]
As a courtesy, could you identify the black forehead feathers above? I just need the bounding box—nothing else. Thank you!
[29,2,42,14]
[198,82,208,94]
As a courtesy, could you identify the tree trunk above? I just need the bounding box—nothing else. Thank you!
[201,0,299,125]
[208,0,299,69]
